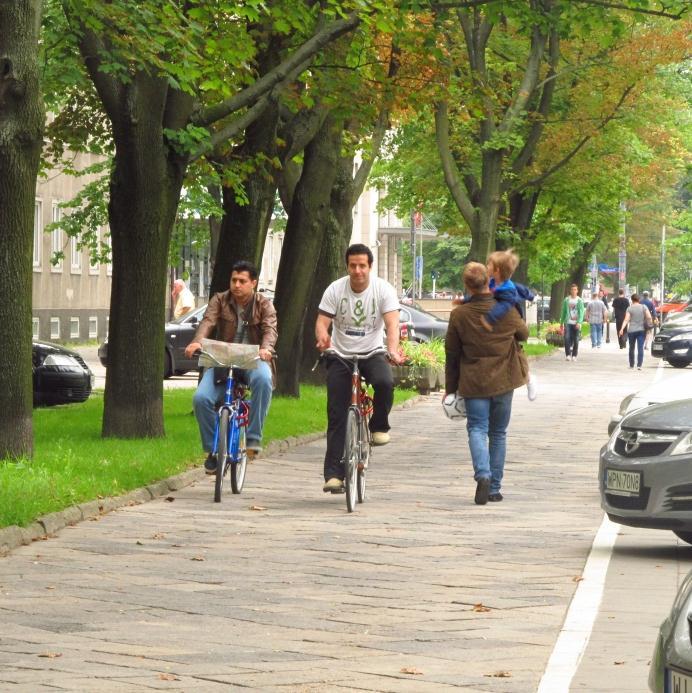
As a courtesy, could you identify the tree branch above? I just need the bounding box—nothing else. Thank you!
[195,13,360,127]
[518,84,635,190]
[572,0,687,19]
[435,101,478,228]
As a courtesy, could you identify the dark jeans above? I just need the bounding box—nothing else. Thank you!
[323,353,393,481]
[564,324,580,358]
[615,316,627,348]
[628,330,645,367]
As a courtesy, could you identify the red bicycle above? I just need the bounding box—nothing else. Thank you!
[320,347,383,512]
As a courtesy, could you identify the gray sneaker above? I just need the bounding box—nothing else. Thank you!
[323,477,344,493]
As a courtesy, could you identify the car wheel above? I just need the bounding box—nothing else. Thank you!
[673,530,692,545]
[668,359,689,369]
[164,351,173,379]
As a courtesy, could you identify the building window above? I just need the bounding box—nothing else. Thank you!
[50,317,60,340]
[70,317,80,339]
[33,200,43,269]
[88,316,98,339]
[51,202,63,271]
[71,236,82,273]
[32,317,40,340]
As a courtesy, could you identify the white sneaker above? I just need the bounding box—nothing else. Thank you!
[323,477,343,493]
[565,356,570,361]
[372,431,390,445]
[527,375,538,401]
[572,355,577,362]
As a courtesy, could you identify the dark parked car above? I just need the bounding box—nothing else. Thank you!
[651,313,692,368]
[98,303,207,378]
[399,304,449,342]
[600,398,692,544]
[33,341,93,406]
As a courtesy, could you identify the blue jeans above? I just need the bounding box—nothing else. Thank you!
[564,324,580,358]
[590,323,603,347]
[465,391,514,495]
[192,362,273,452]
[628,330,645,368]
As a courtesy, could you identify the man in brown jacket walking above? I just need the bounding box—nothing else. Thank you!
[185,261,277,473]
[445,262,529,505]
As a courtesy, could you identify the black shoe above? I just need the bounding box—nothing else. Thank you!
[474,478,490,505]
[488,493,503,502]
[204,453,217,475]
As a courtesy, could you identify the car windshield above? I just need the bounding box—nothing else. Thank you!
[170,304,207,324]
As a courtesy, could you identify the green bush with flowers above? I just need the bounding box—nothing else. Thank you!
[394,338,445,393]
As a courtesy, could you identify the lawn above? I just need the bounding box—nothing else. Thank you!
[0,386,416,529]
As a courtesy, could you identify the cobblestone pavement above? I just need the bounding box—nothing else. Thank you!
[1,339,690,691]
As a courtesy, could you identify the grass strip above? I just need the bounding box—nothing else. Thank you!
[0,386,416,528]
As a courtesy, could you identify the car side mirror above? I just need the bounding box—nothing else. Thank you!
[190,316,199,325]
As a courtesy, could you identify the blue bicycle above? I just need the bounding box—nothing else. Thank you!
[197,341,258,502]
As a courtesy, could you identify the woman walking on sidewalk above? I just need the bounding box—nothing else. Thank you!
[619,294,652,370]
[559,284,584,361]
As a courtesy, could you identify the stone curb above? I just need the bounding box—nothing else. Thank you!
[0,394,428,557]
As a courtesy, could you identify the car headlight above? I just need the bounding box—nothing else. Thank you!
[607,423,622,452]
[671,432,692,456]
[618,394,635,416]
[43,354,80,368]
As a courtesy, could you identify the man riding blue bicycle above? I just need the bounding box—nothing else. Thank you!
[185,261,276,474]
[315,243,404,493]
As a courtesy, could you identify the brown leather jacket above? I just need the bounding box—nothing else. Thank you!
[445,293,529,398]
[194,290,277,352]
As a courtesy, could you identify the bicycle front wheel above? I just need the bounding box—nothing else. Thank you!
[214,409,230,503]
[231,424,247,494]
[344,408,359,512]
[357,418,370,504]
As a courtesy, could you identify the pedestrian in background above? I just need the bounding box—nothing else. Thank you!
[445,262,529,505]
[619,294,652,370]
[559,284,584,361]
[611,289,630,349]
[172,279,195,319]
[640,290,658,350]
[585,292,609,349]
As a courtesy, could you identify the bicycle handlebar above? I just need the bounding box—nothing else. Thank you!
[321,346,388,361]
[195,348,261,369]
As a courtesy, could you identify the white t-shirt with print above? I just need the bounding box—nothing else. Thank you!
[319,276,399,354]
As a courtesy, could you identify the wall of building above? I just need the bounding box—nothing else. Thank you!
[32,152,112,342]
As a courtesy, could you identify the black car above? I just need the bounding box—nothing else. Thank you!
[98,304,207,378]
[399,303,449,342]
[651,314,692,368]
[33,341,93,406]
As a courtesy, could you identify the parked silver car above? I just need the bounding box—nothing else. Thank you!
[600,398,692,544]
[650,569,692,692]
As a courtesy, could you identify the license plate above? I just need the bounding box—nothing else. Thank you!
[667,668,692,692]
[606,469,641,497]
[652,345,663,354]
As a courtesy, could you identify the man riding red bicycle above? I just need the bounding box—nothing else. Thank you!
[315,243,404,493]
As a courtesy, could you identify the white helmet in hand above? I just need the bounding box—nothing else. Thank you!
[442,393,466,420]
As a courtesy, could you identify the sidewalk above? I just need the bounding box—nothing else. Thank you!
[0,339,684,691]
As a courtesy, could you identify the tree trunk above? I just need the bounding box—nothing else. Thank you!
[299,149,354,382]
[209,103,280,295]
[101,78,188,438]
[508,189,541,284]
[550,279,566,322]
[273,115,340,396]
[0,0,44,458]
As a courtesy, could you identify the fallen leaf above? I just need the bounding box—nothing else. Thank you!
[191,556,205,562]
[172,543,184,548]
[45,586,55,590]
[572,576,584,582]
[614,661,625,665]
[38,652,62,658]
[400,667,423,675]
[165,496,175,502]
[472,603,491,612]
[158,673,180,681]
[136,541,144,546]
[250,505,267,511]
[484,671,512,678]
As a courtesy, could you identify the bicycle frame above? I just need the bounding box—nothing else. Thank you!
[212,367,250,468]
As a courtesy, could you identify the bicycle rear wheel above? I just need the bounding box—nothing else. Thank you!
[230,424,247,494]
[357,418,370,503]
[214,409,230,503]
[344,408,359,512]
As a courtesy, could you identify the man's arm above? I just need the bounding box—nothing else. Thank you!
[258,298,278,362]
[444,313,462,395]
[184,294,220,358]
[315,312,333,351]
[383,309,404,363]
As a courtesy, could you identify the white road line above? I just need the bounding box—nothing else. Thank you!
[536,514,620,693]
